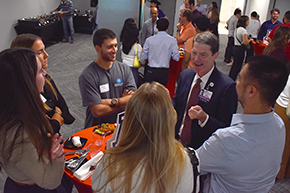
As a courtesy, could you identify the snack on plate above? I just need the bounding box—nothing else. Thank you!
[72,136,82,147]
[93,123,116,136]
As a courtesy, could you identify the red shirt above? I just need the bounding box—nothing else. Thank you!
[268,23,290,61]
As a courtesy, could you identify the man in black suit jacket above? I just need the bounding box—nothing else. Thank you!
[173,31,238,149]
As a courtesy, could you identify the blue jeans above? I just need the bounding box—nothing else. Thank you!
[62,16,74,41]
[93,24,98,36]
[130,67,139,86]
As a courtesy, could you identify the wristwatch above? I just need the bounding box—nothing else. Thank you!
[111,98,119,106]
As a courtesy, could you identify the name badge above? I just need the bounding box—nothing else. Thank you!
[100,83,109,93]
[199,89,213,102]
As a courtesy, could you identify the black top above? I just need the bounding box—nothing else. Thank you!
[42,74,75,130]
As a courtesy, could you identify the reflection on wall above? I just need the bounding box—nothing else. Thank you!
[91,0,98,7]
[140,0,145,29]
[158,0,176,35]
[98,0,140,39]
[220,0,245,23]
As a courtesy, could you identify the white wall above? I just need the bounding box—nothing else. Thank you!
[72,0,93,12]
[245,0,270,23]
[220,0,246,23]
[159,0,176,35]
[173,0,183,37]
[98,0,140,41]
[0,0,60,51]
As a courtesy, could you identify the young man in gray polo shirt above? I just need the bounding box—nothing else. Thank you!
[79,28,136,128]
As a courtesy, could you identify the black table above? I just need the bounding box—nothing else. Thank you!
[14,21,63,47]
[73,16,93,34]
[14,16,93,47]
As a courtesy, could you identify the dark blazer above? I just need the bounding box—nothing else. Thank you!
[43,74,75,127]
[173,67,238,149]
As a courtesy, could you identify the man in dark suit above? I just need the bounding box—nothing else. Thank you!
[173,31,238,150]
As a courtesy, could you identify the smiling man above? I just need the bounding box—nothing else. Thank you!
[79,28,136,128]
[173,31,238,149]
[257,8,282,40]
[140,7,159,46]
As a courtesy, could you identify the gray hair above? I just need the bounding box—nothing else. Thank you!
[193,31,219,55]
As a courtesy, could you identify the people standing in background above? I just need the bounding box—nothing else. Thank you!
[246,11,260,41]
[195,0,206,14]
[268,10,290,61]
[149,0,166,18]
[179,0,190,17]
[182,14,210,71]
[88,3,99,35]
[11,34,75,133]
[229,16,254,81]
[141,18,180,87]
[224,8,242,65]
[207,2,220,39]
[197,55,288,193]
[120,18,144,86]
[91,82,195,193]
[140,7,159,46]
[0,48,67,193]
[51,0,75,43]
[245,11,260,61]
[188,0,202,25]
[257,8,282,41]
[173,31,238,150]
[176,9,196,48]
[263,26,290,64]
[143,0,151,24]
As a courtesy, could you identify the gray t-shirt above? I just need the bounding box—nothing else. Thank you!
[228,15,239,37]
[79,60,136,128]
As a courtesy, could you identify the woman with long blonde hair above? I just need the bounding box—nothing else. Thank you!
[91,82,195,193]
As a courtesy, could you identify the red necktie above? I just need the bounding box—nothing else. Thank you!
[180,78,201,145]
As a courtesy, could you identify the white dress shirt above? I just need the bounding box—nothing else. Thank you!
[141,31,180,68]
[179,66,214,135]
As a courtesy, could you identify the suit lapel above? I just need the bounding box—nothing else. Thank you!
[204,67,218,92]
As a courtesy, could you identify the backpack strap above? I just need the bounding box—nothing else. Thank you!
[186,146,200,193]
[235,28,243,46]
